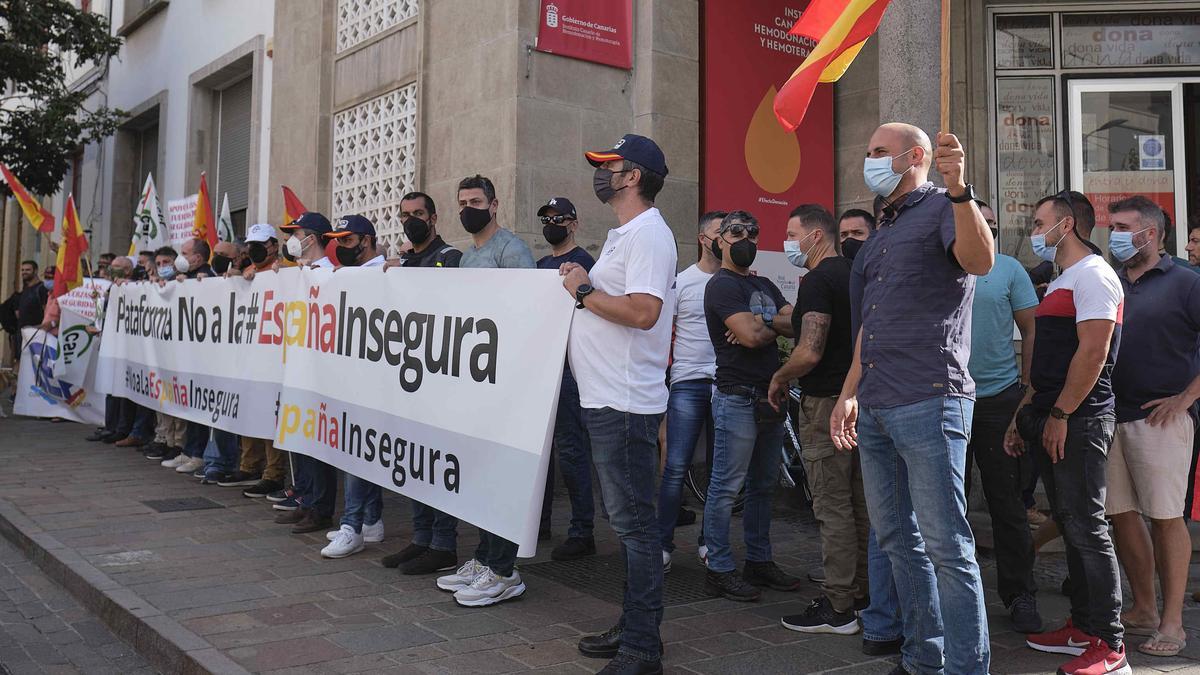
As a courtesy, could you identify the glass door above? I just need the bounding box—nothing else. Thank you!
[1068,79,1194,257]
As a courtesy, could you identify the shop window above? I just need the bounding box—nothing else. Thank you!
[331,84,418,255]
[995,77,1057,267]
[995,14,1053,69]
[1062,11,1200,68]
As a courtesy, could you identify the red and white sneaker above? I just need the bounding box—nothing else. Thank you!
[1057,641,1131,675]
[1027,620,1099,656]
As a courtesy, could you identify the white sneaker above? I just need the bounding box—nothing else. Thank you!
[437,559,485,592]
[362,519,384,543]
[161,454,186,468]
[697,545,709,565]
[662,550,672,574]
[175,457,204,473]
[321,524,364,559]
[453,567,526,607]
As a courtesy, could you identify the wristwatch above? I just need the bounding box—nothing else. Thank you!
[947,183,977,204]
[575,284,594,309]
[1050,406,1070,421]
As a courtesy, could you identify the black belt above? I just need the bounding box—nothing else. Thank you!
[717,384,767,398]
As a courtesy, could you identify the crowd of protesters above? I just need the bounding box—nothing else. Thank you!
[20,125,1200,675]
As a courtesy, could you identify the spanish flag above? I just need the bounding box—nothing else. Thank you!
[773,0,892,132]
[0,162,55,234]
[53,195,88,298]
[193,172,217,250]
[282,185,307,228]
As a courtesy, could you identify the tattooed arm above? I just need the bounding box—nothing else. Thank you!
[768,311,831,409]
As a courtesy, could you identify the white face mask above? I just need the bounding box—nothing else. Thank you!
[174,255,191,274]
[286,234,310,259]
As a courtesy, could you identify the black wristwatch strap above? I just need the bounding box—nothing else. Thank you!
[947,183,976,204]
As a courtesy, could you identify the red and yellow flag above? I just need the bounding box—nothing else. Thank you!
[53,195,89,298]
[193,172,217,249]
[282,185,307,228]
[773,0,892,132]
[0,162,55,233]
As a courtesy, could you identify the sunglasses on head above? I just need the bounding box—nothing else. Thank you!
[539,214,575,225]
[723,222,760,238]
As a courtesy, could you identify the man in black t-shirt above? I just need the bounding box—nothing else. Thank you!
[769,205,867,636]
[702,210,799,602]
[398,191,463,268]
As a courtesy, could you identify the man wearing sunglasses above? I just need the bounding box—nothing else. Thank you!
[535,197,597,562]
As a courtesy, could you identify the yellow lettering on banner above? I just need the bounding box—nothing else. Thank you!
[303,408,316,439]
[279,404,300,444]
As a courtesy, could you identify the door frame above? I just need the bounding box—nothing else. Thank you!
[1067,77,1200,255]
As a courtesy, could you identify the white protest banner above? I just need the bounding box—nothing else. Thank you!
[95,274,284,438]
[14,328,106,425]
[52,278,110,383]
[165,196,198,247]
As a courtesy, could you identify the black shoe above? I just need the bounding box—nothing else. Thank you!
[292,511,332,534]
[85,428,110,442]
[142,443,172,460]
[217,470,262,487]
[676,506,696,527]
[1008,592,1043,634]
[382,543,428,569]
[705,569,761,602]
[781,596,860,635]
[400,548,458,575]
[201,471,232,485]
[578,625,622,659]
[242,479,283,499]
[275,507,308,525]
[99,430,122,443]
[551,536,596,561]
[808,567,826,584]
[743,560,800,591]
[597,653,661,675]
[862,637,903,656]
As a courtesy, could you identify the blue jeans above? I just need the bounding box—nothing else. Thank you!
[540,366,595,539]
[202,428,240,473]
[341,475,382,532]
[658,379,713,553]
[104,395,120,432]
[862,527,902,642]
[293,454,338,518]
[858,396,989,675]
[474,530,518,576]
[704,391,783,574]
[412,502,458,552]
[584,407,663,662]
[117,399,155,440]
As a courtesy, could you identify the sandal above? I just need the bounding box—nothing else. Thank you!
[1122,618,1159,638]
[1138,631,1187,658]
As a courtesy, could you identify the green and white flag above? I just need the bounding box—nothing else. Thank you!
[129,173,166,255]
[218,193,236,242]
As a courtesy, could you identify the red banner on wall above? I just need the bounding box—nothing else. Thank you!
[535,0,633,70]
[702,1,835,253]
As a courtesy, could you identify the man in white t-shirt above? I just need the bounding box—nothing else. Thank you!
[658,210,725,571]
[561,134,677,675]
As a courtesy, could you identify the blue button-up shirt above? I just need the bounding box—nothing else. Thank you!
[850,183,976,408]
[1112,255,1200,423]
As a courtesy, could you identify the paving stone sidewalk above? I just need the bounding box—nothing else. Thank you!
[2,415,1200,674]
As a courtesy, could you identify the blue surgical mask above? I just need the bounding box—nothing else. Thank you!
[783,231,818,268]
[42,279,53,290]
[157,265,176,280]
[1109,227,1151,263]
[1030,217,1068,263]
[863,149,914,198]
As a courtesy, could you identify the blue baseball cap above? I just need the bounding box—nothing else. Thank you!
[585,134,669,177]
[283,211,332,235]
[325,214,375,239]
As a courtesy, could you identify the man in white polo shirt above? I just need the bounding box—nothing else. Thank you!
[561,134,677,675]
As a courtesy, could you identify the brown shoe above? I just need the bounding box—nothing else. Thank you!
[291,511,332,534]
[114,436,146,448]
[1026,507,1048,527]
[275,507,308,525]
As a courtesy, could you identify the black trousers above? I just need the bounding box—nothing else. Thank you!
[967,382,1036,604]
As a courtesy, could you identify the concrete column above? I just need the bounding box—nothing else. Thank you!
[876,0,941,136]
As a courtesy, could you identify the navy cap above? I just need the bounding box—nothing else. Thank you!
[283,212,332,236]
[585,134,668,177]
[325,214,376,239]
[537,197,577,219]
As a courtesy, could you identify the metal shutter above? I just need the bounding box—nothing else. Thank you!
[215,76,252,215]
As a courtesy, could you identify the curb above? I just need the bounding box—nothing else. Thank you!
[0,498,252,675]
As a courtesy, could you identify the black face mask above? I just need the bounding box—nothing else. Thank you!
[210,254,232,275]
[335,244,362,267]
[460,207,492,234]
[543,224,570,246]
[248,242,269,264]
[403,216,432,246]
[729,239,757,268]
[593,168,628,204]
[710,237,723,261]
[841,237,865,261]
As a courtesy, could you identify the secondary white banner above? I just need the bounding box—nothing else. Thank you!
[96,267,575,554]
[14,328,106,425]
[52,278,110,384]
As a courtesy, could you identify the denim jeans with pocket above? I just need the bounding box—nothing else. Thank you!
[858,396,990,675]
[658,378,713,553]
[474,530,518,577]
[584,406,664,662]
[704,390,784,574]
[1018,406,1123,649]
[341,475,383,532]
[202,428,240,473]
[540,366,595,539]
[293,454,338,518]
[412,502,458,552]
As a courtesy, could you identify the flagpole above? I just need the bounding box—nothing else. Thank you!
[940,0,951,132]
